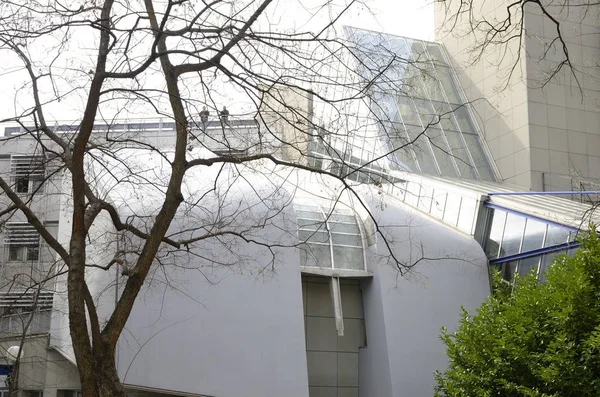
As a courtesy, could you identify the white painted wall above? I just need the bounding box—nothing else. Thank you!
[358,187,490,397]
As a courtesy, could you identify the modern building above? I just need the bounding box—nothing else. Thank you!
[435,1,600,195]
[0,22,598,397]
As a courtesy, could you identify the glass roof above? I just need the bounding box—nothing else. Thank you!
[343,27,498,182]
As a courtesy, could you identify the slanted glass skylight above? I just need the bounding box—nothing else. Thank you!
[344,27,497,182]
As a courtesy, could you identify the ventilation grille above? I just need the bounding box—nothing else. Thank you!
[10,156,45,177]
[4,223,40,245]
[0,291,53,310]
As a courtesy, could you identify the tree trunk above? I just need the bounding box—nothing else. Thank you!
[78,342,125,397]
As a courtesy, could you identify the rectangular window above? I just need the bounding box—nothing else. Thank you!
[4,223,40,263]
[57,390,81,397]
[23,391,44,397]
[11,156,45,194]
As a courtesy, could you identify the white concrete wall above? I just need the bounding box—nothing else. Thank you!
[358,189,490,397]
[115,210,309,396]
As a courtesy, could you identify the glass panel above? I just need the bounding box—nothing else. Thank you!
[371,92,400,122]
[431,191,447,219]
[502,261,518,282]
[413,98,436,126]
[437,66,462,104]
[397,96,421,126]
[569,231,579,243]
[333,247,364,270]
[462,134,494,180]
[457,197,477,234]
[346,27,370,48]
[403,65,428,99]
[443,194,461,227]
[407,40,426,62]
[385,62,409,90]
[544,225,571,247]
[454,107,476,133]
[539,251,561,282]
[388,36,410,60]
[427,127,458,177]
[417,186,435,213]
[296,208,323,220]
[444,130,476,179]
[521,219,547,252]
[297,217,327,229]
[388,132,418,172]
[300,243,332,268]
[331,232,362,247]
[500,213,526,257]
[422,73,446,102]
[439,111,460,132]
[431,101,454,129]
[360,51,390,81]
[485,210,507,259]
[328,213,355,223]
[518,256,541,278]
[405,124,438,174]
[328,222,361,235]
[298,230,329,244]
[426,44,447,66]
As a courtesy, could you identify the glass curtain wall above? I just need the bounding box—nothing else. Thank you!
[344,27,496,182]
[484,205,580,282]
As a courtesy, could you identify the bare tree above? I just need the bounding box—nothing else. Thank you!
[0,1,436,396]
[435,0,599,89]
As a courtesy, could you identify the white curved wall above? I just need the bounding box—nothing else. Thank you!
[358,187,490,397]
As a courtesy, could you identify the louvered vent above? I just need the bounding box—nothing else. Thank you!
[4,223,40,262]
[0,291,53,310]
[10,156,45,193]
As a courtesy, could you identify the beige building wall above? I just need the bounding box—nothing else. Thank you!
[435,0,600,193]
[258,86,314,165]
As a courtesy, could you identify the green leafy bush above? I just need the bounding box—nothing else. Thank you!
[435,229,600,397]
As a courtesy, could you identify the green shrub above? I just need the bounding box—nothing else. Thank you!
[435,229,600,397]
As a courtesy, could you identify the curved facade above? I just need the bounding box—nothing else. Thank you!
[41,152,491,397]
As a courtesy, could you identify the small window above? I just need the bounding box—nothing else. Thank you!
[57,390,81,397]
[23,390,43,397]
[4,223,40,263]
[11,156,45,194]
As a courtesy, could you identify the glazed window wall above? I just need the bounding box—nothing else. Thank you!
[484,205,580,282]
[345,27,497,182]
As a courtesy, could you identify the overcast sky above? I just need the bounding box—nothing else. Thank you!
[0,0,433,123]
[346,0,433,40]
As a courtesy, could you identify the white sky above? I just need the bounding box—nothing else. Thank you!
[342,0,433,40]
[0,0,433,124]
